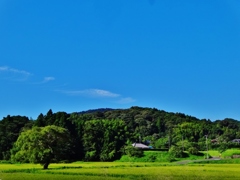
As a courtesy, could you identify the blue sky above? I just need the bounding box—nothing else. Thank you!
[1,0,240,121]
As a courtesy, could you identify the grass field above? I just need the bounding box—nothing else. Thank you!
[1,162,240,180]
[201,149,240,158]
[117,150,208,162]
[2,150,240,179]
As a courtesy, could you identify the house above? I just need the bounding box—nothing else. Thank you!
[132,143,150,149]
[211,139,218,143]
[232,139,240,143]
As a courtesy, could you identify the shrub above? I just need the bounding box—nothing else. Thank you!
[0,160,12,164]
[218,143,229,153]
[188,147,199,155]
[85,150,97,161]
[167,153,176,162]
[169,145,184,158]
[124,146,144,158]
[155,137,168,149]
[176,140,191,151]
[148,154,157,162]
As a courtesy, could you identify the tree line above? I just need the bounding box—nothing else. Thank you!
[1,106,240,167]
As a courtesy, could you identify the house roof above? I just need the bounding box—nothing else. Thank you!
[132,143,149,149]
[232,139,240,142]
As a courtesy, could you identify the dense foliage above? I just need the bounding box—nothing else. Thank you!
[0,115,33,160]
[0,106,240,163]
[11,125,70,169]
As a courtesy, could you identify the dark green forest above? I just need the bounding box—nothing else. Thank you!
[1,106,240,163]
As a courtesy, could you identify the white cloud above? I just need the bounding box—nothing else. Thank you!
[92,89,120,97]
[43,76,55,83]
[0,66,31,76]
[60,88,135,103]
[33,76,56,84]
[62,89,120,98]
[117,97,136,104]
[0,66,32,80]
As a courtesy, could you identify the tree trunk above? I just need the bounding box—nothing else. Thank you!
[43,162,49,169]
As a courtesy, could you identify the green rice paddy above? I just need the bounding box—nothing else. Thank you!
[1,162,240,180]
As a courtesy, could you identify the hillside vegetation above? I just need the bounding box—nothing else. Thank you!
[1,106,240,166]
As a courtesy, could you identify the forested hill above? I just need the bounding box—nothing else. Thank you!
[0,106,240,161]
[76,108,115,114]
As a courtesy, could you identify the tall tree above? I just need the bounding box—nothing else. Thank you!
[83,120,104,161]
[82,119,130,161]
[11,125,70,169]
[0,115,29,160]
[35,113,45,127]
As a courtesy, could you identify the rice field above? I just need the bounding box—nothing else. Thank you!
[1,162,240,180]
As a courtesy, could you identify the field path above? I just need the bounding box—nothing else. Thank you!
[176,157,221,165]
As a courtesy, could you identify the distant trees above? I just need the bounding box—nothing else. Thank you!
[83,119,129,161]
[0,115,31,160]
[0,106,240,163]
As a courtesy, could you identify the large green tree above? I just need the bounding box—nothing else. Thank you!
[11,125,70,169]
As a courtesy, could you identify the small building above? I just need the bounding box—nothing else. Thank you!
[211,139,218,143]
[132,143,150,149]
[232,139,240,143]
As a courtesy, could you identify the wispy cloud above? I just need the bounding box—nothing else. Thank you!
[117,97,136,104]
[0,66,31,76]
[43,76,55,83]
[0,66,8,71]
[61,89,120,98]
[33,76,56,84]
[93,89,120,97]
[59,88,135,103]
[0,66,32,80]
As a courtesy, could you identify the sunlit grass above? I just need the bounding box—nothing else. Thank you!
[201,149,240,158]
[0,173,123,180]
[222,149,240,158]
[47,164,240,175]
[201,150,219,157]
[1,162,240,180]
[0,163,42,170]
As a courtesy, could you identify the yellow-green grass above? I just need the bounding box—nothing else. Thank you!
[1,163,240,180]
[0,173,123,180]
[201,149,240,158]
[0,162,166,172]
[222,149,240,158]
[0,163,42,170]
[46,164,240,179]
[201,150,219,157]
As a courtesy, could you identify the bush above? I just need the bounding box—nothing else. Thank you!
[117,151,171,162]
[218,143,230,153]
[188,147,199,155]
[176,140,191,151]
[85,150,97,161]
[169,145,184,158]
[155,137,168,149]
[148,154,157,162]
[0,160,12,164]
[124,146,144,158]
[167,153,176,162]
[198,141,207,151]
